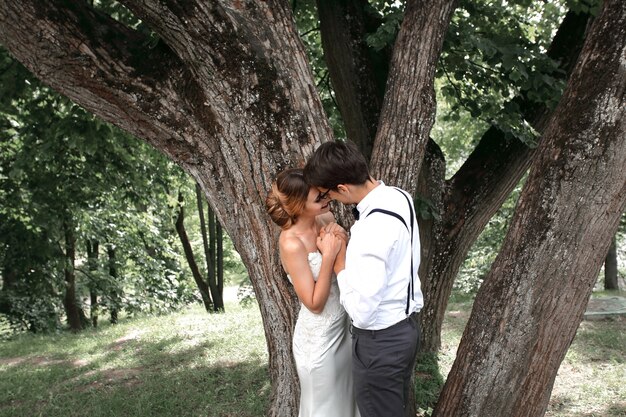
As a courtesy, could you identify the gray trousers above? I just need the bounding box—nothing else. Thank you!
[351,314,420,417]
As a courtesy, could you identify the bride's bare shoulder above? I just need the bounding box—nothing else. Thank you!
[279,231,305,255]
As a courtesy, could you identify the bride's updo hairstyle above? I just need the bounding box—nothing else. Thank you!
[266,168,309,230]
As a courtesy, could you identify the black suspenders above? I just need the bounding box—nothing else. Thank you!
[365,188,415,315]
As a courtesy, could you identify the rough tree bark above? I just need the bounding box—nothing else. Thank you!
[434,0,626,415]
[0,1,327,413]
[419,9,593,352]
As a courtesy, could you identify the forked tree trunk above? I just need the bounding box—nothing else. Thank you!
[434,1,626,415]
[316,1,592,356]
[418,9,592,352]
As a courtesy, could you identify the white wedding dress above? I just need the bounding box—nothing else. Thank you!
[289,252,360,417]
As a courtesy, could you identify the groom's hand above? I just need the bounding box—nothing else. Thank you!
[324,223,349,245]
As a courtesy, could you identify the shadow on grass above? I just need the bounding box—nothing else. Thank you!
[548,398,626,417]
[0,332,269,417]
[569,317,626,364]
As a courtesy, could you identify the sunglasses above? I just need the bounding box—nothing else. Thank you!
[315,188,332,203]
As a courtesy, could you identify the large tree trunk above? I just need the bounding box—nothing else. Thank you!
[434,1,626,415]
[0,2,329,413]
[369,0,457,190]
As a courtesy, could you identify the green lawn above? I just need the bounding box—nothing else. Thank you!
[0,302,269,417]
[1,297,624,417]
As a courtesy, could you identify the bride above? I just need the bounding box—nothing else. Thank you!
[266,168,360,417]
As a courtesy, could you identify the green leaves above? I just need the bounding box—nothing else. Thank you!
[437,0,569,145]
[365,4,404,52]
[0,46,197,332]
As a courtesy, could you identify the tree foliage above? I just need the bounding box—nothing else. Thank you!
[0,49,200,332]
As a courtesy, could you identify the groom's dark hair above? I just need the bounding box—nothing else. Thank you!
[304,141,371,189]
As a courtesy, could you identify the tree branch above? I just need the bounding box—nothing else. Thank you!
[370,0,458,191]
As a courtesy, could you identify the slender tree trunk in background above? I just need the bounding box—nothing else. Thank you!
[206,206,225,311]
[176,192,213,311]
[216,221,225,310]
[107,245,119,324]
[86,239,100,328]
[63,220,82,332]
[0,266,17,316]
[604,235,619,290]
[196,183,224,311]
[208,206,216,268]
[434,1,626,415]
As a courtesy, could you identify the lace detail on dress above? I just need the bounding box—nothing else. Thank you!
[291,252,347,372]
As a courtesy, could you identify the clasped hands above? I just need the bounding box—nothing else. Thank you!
[316,223,349,259]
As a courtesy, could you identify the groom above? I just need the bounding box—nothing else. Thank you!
[304,141,424,417]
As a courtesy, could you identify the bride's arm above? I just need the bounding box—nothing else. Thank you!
[280,234,341,314]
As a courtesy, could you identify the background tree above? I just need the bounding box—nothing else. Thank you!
[175,189,214,312]
[0,0,623,415]
[196,183,225,311]
[604,236,618,290]
[0,48,198,331]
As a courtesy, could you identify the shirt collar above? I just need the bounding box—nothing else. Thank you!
[355,180,385,218]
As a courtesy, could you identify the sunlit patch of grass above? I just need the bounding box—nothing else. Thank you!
[0,301,269,417]
[2,296,623,417]
[546,317,626,417]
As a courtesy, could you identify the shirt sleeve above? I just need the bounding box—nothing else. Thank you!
[336,214,400,328]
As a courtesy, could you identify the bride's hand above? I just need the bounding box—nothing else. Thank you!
[317,229,342,259]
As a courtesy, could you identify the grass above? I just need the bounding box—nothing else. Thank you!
[437,297,626,417]
[1,295,624,417]
[0,302,269,417]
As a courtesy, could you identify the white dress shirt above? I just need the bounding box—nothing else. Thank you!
[337,182,424,330]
